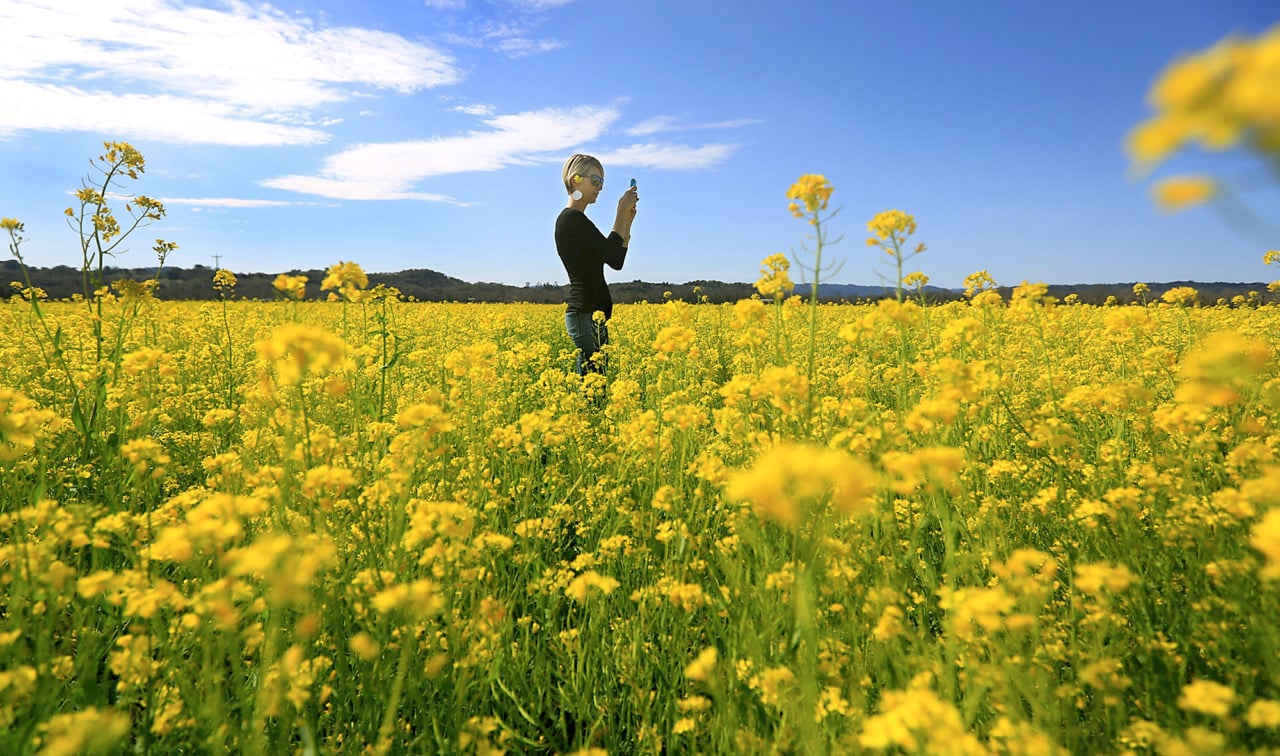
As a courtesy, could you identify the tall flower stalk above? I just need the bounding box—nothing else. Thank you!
[213,269,239,409]
[785,174,842,429]
[866,209,925,302]
[6,142,175,464]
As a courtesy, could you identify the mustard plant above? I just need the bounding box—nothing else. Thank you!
[785,173,842,428]
[866,209,925,302]
[1128,23,1280,222]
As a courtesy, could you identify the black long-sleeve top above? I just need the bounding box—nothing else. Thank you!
[556,207,627,319]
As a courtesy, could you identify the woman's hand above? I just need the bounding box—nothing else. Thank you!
[613,186,637,243]
[618,186,638,218]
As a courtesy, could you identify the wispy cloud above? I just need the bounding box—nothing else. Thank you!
[0,0,462,145]
[496,37,566,57]
[159,197,306,208]
[625,116,763,137]
[442,18,565,59]
[427,0,580,11]
[452,104,497,116]
[625,116,680,137]
[595,143,739,170]
[0,80,331,146]
[507,0,580,9]
[263,105,620,201]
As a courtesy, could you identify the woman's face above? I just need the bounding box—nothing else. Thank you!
[578,165,604,204]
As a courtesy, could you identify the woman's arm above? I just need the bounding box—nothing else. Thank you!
[612,186,638,246]
[565,210,627,270]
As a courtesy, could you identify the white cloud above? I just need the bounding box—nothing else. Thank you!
[159,197,302,208]
[626,116,681,137]
[509,0,579,8]
[594,143,739,170]
[264,105,620,200]
[424,0,467,8]
[0,79,330,145]
[0,0,461,145]
[701,118,765,130]
[626,116,763,136]
[497,37,565,57]
[453,104,497,116]
[443,19,563,59]
[257,175,463,202]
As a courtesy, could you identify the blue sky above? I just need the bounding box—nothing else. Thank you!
[1,0,1277,289]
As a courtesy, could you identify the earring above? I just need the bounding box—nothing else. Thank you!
[571,190,583,201]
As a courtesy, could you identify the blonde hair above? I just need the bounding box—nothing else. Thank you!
[562,153,603,194]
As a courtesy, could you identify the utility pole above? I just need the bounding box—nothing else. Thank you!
[212,253,222,269]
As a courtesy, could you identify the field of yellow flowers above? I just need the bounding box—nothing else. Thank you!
[2,258,1280,754]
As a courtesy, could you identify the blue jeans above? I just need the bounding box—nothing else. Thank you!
[565,311,608,375]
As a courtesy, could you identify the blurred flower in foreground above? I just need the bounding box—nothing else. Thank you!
[273,273,308,301]
[33,708,129,755]
[565,571,619,603]
[725,443,876,528]
[1178,680,1237,719]
[1175,330,1271,406]
[1128,24,1280,170]
[1151,175,1217,213]
[684,647,718,682]
[859,686,983,753]
[1251,509,1280,579]
[1074,562,1138,598]
[322,260,369,302]
[1128,24,1280,214]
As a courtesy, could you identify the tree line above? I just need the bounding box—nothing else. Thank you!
[1,260,1270,306]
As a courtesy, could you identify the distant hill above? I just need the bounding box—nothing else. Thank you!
[0,259,1270,306]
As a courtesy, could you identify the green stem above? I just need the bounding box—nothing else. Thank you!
[221,296,237,408]
[806,212,823,436]
[375,632,414,754]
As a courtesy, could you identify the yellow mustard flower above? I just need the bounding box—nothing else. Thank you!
[272,273,308,300]
[1151,175,1217,212]
[786,173,834,218]
[1246,699,1280,729]
[724,442,877,528]
[1178,679,1237,718]
[1251,510,1280,578]
[564,571,620,603]
[684,646,718,682]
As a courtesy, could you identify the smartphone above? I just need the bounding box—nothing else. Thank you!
[630,178,637,189]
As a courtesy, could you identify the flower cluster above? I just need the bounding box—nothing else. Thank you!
[212,268,237,292]
[785,173,833,218]
[321,261,369,302]
[866,209,917,244]
[1129,24,1280,170]
[754,252,795,299]
[272,273,308,300]
[1128,24,1280,213]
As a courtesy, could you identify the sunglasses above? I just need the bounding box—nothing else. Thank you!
[578,174,604,188]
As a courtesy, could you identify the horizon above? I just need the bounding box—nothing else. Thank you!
[6,257,1273,292]
[2,1,1278,291]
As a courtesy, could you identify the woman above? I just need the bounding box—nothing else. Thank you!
[556,153,638,375]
